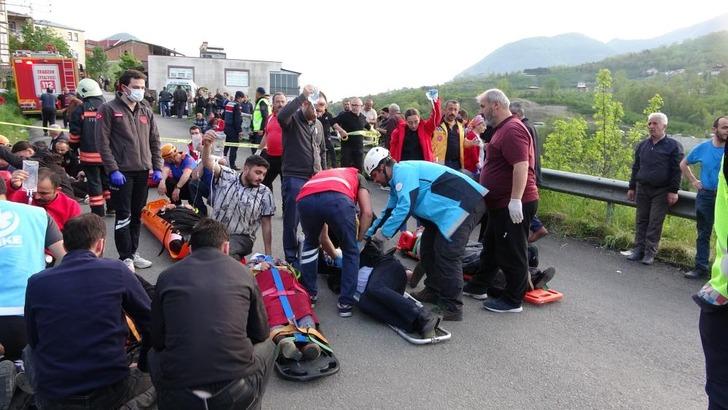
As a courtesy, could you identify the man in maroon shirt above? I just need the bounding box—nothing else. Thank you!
[463,89,539,313]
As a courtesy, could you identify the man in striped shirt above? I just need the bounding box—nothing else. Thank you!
[201,131,275,260]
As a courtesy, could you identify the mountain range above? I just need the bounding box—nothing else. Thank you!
[457,12,728,78]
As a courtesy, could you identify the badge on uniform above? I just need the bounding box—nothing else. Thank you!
[139,115,148,124]
[96,112,104,120]
[395,182,403,192]
[113,112,123,118]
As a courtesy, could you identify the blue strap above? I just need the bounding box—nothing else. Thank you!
[266,256,310,343]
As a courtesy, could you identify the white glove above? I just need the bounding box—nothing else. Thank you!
[508,199,523,224]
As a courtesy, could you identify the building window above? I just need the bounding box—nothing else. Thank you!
[67,31,72,41]
[225,69,249,87]
[270,71,299,95]
[168,66,194,80]
[73,32,78,42]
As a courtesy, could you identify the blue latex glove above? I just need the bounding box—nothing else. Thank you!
[109,170,126,187]
[151,170,163,184]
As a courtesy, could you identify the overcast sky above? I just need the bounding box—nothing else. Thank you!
[10,0,728,101]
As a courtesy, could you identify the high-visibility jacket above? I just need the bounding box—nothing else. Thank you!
[297,167,360,202]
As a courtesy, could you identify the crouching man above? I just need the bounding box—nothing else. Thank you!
[151,218,274,409]
[25,214,154,409]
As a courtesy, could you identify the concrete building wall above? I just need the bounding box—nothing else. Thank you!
[147,55,282,96]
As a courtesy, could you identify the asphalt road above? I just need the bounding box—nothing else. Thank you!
[34,114,708,409]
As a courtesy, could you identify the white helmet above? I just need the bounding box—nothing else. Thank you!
[364,147,391,177]
[77,78,102,98]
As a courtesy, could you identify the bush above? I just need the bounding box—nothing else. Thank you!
[0,93,32,143]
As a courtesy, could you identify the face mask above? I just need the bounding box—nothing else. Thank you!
[125,86,145,103]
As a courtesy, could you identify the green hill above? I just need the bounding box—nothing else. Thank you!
[350,31,728,136]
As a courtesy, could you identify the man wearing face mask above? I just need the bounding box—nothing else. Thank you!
[201,131,275,260]
[95,69,163,272]
[278,84,327,265]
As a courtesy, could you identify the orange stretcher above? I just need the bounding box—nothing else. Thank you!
[141,198,190,260]
[523,288,563,305]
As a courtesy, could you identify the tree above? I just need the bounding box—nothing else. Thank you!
[9,23,72,57]
[543,77,559,98]
[113,52,144,83]
[86,46,110,80]
[542,117,589,173]
[496,78,513,98]
[586,69,630,179]
[624,93,663,159]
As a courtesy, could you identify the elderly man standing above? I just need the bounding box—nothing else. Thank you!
[625,113,684,265]
[332,97,371,172]
[463,89,539,313]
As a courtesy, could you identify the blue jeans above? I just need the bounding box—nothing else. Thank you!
[695,189,717,272]
[297,192,359,306]
[282,176,308,265]
[530,215,544,231]
[159,101,170,117]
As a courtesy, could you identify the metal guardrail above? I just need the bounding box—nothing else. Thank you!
[540,168,697,220]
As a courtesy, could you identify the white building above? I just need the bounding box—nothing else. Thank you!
[147,55,300,98]
[34,19,85,69]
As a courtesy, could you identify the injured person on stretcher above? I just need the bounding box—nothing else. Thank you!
[354,238,441,339]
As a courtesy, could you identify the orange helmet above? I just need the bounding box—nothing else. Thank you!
[161,144,177,160]
[0,135,9,146]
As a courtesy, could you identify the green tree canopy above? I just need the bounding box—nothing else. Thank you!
[86,46,110,80]
[9,23,72,57]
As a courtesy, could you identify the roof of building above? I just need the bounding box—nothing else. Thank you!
[105,39,185,57]
[34,19,84,32]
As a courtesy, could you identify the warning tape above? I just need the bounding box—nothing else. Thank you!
[159,137,259,148]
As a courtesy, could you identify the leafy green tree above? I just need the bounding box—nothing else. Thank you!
[587,69,630,179]
[86,46,110,80]
[542,117,589,173]
[9,23,72,57]
[543,77,559,98]
[113,52,144,83]
[496,78,513,97]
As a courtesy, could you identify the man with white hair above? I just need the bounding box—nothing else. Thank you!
[332,97,371,172]
[463,88,539,314]
[625,112,684,265]
[379,103,402,150]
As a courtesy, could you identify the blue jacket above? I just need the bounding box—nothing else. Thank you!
[367,161,487,240]
[25,250,152,399]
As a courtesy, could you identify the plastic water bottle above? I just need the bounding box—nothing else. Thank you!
[308,88,320,105]
[214,131,226,155]
[426,88,438,101]
[22,160,39,192]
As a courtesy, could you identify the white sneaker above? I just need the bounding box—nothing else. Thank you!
[132,253,152,269]
[123,258,136,273]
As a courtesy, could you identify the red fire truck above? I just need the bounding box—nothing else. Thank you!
[11,50,78,114]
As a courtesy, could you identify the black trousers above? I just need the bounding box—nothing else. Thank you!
[634,183,670,256]
[84,164,111,217]
[699,307,728,410]
[261,152,281,195]
[340,145,363,172]
[470,200,538,305]
[41,107,56,134]
[421,199,486,312]
[155,340,275,410]
[357,258,423,333]
[110,170,149,261]
[0,316,26,360]
[224,129,239,169]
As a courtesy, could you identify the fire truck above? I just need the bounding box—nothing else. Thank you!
[11,50,78,114]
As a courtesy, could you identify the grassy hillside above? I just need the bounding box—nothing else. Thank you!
[347,31,728,136]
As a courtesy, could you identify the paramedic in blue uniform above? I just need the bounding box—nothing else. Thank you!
[364,147,487,321]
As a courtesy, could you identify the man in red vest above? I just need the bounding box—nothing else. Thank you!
[296,168,374,317]
[8,167,81,231]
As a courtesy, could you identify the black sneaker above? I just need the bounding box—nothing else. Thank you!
[408,263,426,288]
[483,297,523,313]
[684,269,708,280]
[641,253,655,265]
[337,303,353,318]
[532,267,556,289]
[411,288,439,304]
[462,282,488,300]
[419,315,440,338]
[624,248,644,261]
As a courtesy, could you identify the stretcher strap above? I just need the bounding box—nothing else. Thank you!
[269,264,299,328]
[261,288,297,297]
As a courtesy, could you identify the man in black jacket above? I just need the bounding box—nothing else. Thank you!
[151,218,274,409]
[278,84,326,265]
[626,112,684,265]
[223,91,245,170]
[172,85,188,118]
[158,87,172,117]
